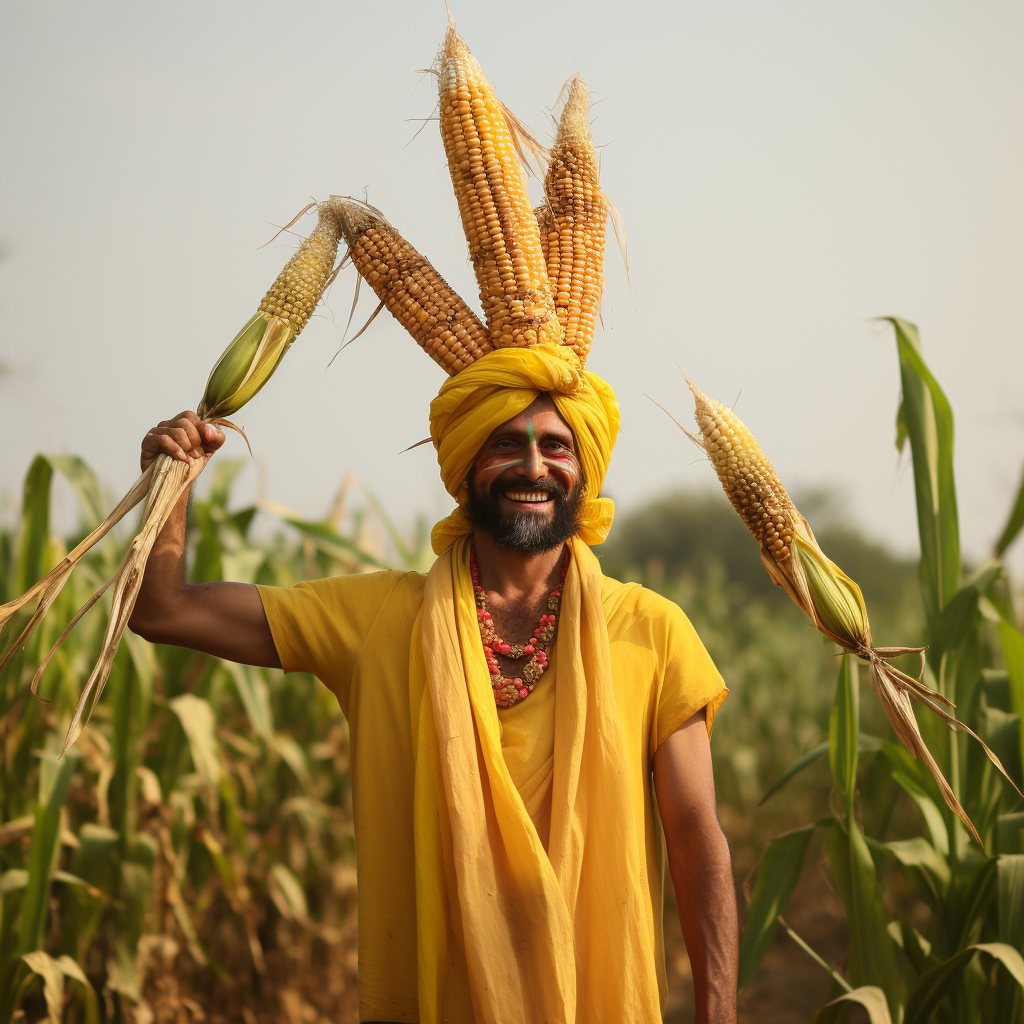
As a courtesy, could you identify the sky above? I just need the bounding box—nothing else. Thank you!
[1,0,1022,572]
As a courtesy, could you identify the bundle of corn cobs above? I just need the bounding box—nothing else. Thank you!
[0,25,611,752]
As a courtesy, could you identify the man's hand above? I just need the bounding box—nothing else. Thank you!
[128,411,279,669]
[141,411,225,471]
[654,707,739,1024]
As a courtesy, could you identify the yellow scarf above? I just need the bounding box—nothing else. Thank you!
[411,346,661,1022]
[410,537,663,1023]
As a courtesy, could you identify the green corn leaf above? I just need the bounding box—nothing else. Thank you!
[0,868,29,894]
[18,752,77,954]
[169,694,222,789]
[225,662,274,742]
[895,398,908,456]
[904,942,1024,1024]
[18,950,63,1024]
[885,748,949,855]
[759,735,882,807]
[362,484,416,568]
[954,857,998,953]
[268,862,309,921]
[16,455,53,594]
[997,620,1024,777]
[18,950,100,1024]
[261,500,391,570]
[883,316,960,630]
[870,836,950,911]
[829,656,859,812]
[759,741,829,806]
[45,455,105,532]
[272,733,311,789]
[13,454,108,594]
[737,820,826,992]
[812,986,893,1024]
[998,813,1024,855]
[929,561,1003,663]
[998,855,1024,955]
[890,919,936,974]
[995,461,1024,558]
[827,817,901,1018]
[981,705,1023,794]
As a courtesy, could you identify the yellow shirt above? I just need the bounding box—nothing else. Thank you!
[257,570,726,1023]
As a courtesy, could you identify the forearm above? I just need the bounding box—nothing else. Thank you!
[127,483,277,665]
[667,815,738,1024]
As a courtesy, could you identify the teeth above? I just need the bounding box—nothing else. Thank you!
[506,491,550,503]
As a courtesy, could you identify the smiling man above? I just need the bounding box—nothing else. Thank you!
[129,343,737,1024]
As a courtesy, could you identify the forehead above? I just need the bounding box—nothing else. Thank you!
[483,395,574,443]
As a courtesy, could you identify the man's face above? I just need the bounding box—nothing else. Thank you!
[466,396,584,553]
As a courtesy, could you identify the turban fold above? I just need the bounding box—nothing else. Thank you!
[428,343,620,553]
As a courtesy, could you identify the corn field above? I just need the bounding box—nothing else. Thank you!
[1,319,1023,1022]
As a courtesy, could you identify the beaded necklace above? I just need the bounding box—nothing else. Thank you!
[470,548,569,709]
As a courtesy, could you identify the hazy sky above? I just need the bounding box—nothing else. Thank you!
[2,1,1022,572]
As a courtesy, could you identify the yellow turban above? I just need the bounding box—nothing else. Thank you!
[428,343,620,554]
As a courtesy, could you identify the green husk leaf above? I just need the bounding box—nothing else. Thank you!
[791,532,871,650]
[198,312,296,421]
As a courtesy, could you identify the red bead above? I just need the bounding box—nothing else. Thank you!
[513,677,522,686]
[519,688,529,699]
[523,645,534,655]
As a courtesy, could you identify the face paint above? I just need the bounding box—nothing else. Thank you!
[470,397,582,511]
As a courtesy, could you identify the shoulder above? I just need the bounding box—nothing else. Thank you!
[600,575,693,644]
[258,569,424,619]
[294,568,421,601]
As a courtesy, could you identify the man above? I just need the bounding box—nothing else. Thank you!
[130,342,738,1023]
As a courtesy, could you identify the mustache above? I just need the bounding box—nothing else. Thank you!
[491,479,567,500]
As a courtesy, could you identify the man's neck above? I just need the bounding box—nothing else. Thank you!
[472,529,567,604]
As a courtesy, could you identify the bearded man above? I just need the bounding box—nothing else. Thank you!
[130,343,738,1024]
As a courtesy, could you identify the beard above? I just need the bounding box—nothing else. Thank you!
[466,475,584,553]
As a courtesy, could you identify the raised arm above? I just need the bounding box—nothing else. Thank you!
[127,411,281,669]
[654,707,738,1024]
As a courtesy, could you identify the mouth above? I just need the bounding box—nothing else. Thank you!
[502,489,555,508]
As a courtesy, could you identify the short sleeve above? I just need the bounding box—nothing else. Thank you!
[256,571,407,712]
[648,593,728,754]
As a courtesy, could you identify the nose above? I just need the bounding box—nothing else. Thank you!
[519,440,547,481]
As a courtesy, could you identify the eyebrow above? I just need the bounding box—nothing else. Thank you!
[490,427,575,446]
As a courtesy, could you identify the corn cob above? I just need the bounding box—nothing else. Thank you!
[438,27,561,349]
[258,202,341,332]
[535,76,607,366]
[671,374,1023,845]
[199,202,342,422]
[333,199,492,375]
